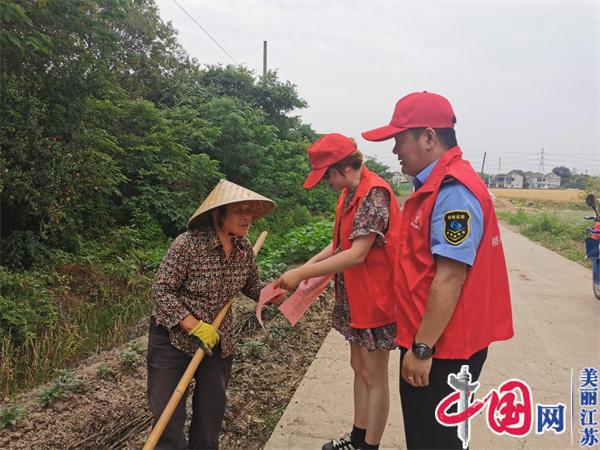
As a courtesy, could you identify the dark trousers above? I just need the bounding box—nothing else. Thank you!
[399,347,488,450]
[147,318,233,450]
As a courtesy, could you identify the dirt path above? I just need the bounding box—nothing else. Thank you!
[0,290,335,449]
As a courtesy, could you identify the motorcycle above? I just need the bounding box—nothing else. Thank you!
[584,194,600,300]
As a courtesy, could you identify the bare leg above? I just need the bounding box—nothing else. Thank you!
[350,342,368,429]
[359,347,390,445]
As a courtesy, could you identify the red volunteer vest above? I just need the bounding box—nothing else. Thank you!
[332,167,402,328]
[397,147,514,358]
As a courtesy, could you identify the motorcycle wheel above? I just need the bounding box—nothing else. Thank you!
[593,258,600,301]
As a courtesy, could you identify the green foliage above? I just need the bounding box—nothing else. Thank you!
[586,176,600,197]
[258,218,334,279]
[0,268,57,344]
[0,1,52,57]
[365,156,409,195]
[0,224,160,396]
[200,66,308,138]
[564,174,595,190]
[0,403,25,429]
[0,0,222,267]
[121,342,143,368]
[365,156,395,181]
[0,0,342,399]
[54,368,84,390]
[552,166,572,184]
[95,362,114,379]
[37,368,83,408]
[498,209,588,267]
[500,208,529,226]
[242,339,266,359]
[1,0,327,269]
[38,382,65,408]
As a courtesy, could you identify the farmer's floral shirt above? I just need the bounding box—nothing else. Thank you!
[151,225,261,358]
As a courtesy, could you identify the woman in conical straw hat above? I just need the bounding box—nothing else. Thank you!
[147,179,275,449]
[275,133,402,450]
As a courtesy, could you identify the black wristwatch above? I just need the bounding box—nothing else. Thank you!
[412,341,435,360]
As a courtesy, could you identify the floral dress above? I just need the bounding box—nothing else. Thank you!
[331,187,397,351]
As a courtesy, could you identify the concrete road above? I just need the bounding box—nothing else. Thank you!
[264,226,600,449]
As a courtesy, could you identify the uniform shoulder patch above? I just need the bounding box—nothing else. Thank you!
[443,210,471,245]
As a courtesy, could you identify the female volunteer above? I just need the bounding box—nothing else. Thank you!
[276,133,402,450]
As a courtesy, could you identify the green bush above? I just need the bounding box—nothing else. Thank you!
[95,362,114,379]
[54,368,84,389]
[257,217,334,279]
[38,382,65,408]
[121,345,141,368]
[509,208,528,225]
[37,368,83,408]
[0,268,57,345]
[242,340,266,359]
[0,231,49,271]
[0,403,25,429]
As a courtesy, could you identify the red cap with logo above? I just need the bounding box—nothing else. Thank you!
[303,133,357,189]
[361,91,456,142]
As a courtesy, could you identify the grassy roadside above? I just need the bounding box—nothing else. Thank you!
[497,208,591,269]
[0,225,169,398]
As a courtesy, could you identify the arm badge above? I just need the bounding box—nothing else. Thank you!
[443,210,471,245]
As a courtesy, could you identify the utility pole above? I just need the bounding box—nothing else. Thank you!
[263,40,267,79]
[538,148,545,174]
[498,157,501,173]
[480,152,487,186]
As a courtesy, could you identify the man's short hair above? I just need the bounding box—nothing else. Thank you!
[409,128,457,149]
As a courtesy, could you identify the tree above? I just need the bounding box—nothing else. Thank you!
[364,156,406,195]
[552,166,572,186]
[0,0,215,266]
[200,65,308,138]
[563,174,591,190]
[0,0,332,269]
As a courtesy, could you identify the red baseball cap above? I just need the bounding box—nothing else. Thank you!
[303,133,357,189]
[362,91,456,142]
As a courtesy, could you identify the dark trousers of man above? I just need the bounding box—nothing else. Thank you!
[399,347,488,450]
[147,318,233,450]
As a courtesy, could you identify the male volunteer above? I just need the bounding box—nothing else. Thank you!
[362,92,514,449]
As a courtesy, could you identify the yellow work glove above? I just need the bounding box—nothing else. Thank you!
[189,321,220,350]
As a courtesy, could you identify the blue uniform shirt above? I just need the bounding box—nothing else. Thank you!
[413,160,483,266]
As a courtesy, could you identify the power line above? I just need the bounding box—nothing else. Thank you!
[172,0,239,65]
[465,149,598,157]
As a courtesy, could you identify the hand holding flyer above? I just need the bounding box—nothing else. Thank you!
[278,275,332,326]
[256,283,287,329]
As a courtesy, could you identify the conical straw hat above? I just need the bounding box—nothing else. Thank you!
[187,179,276,230]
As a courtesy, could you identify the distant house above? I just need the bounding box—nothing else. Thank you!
[542,172,561,189]
[529,172,561,189]
[489,173,507,188]
[489,171,523,189]
[526,173,543,189]
[507,171,524,189]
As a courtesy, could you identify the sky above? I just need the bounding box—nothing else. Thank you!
[156,0,600,176]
